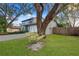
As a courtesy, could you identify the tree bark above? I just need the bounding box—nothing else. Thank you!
[41,4,63,35]
[34,4,43,35]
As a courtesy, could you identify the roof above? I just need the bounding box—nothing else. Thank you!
[22,17,44,22]
[8,26,20,29]
[21,17,37,26]
[22,18,34,22]
[21,17,44,26]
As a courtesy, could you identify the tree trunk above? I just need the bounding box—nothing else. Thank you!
[34,4,43,36]
[34,3,63,36]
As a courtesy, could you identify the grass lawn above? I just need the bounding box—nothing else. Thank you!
[0,34,79,56]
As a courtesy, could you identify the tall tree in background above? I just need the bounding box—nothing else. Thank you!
[54,3,79,27]
[67,4,79,27]
[7,3,33,27]
[0,4,8,32]
[34,3,63,35]
[0,16,7,32]
[0,3,33,32]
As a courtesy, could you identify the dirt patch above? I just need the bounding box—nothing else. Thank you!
[27,42,44,51]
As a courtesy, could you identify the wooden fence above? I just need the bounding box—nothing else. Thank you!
[53,27,79,36]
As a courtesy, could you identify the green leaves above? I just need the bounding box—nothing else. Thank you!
[0,16,7,32]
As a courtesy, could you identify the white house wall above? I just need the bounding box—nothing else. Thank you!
[45,20,57,34]
[28,25,37,32]
[27,20,57,34]
[22,17,57,34]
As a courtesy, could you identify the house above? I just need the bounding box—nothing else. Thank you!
[21,18,37,32]
[21,17,57,34]
[7,26,21,32]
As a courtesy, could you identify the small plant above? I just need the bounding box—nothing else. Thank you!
[26,32,39,44]
[26,32,46,43]
[26,32,39,41]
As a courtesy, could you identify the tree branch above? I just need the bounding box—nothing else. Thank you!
[7,13,22,27]
[41,3,63,32]
[0,7,6,16]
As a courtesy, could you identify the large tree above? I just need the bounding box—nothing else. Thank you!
[34,3,63,35]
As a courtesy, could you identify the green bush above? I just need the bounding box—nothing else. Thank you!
[26,32,39,41]
[26,32,46,42]
[0,16,7,33]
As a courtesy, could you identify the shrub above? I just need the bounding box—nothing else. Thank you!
[26,32,46,42]
[26,32,39,41]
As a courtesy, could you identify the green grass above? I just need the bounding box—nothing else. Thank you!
[0,34,79,56]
